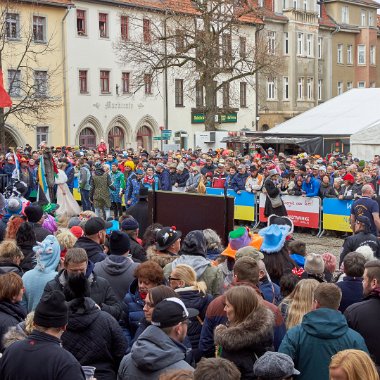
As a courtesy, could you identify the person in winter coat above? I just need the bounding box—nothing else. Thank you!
[42,248,122,320]
[118,298,195,380]
[61,273,127,380]
[279,283,368,380]
[93,230,139,301]
[16,222,37,272]
[169,264,213,353]
[263,170,288,217]
[141,167,159,191]
[203,228,223,261]
[110,163,126,220]
[122,260,164,343]
[231,164,249,193]
[0,240,24,276]
[319,174,333,198]
[245,165,263,194]
[214,286,274,379]
[345,259,380,370]
[120,217,147,262]
[0,290,85,380]
[22,235,61,312]
[0,272,26,352]
[125,169,144,207]
[164,230,223,297]
[155,163,171,191]
[126,188,149,239]
[173,163,189,191]
[78,159,92,211]
[185,166,202,193]
[302,174,321,197]
[24,204,51,243]
[287,175,304,196]
[225,166,237,189]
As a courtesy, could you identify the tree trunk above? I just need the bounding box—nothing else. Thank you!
[204,78,217,131]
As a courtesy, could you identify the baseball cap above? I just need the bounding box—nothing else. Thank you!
[156,227,182,251]
[83,217,113,235]
[151,298,199,328]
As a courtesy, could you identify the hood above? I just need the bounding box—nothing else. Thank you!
[302,308,348,339]
[98,255,135,276]
[33,235,60,273]
[172,255,210,278]
[76,237,103,260]
[175,288,209,311]
[66,298,100,332]
[0,301,27,322]
[179,230,207,257]
[131,325,187,371]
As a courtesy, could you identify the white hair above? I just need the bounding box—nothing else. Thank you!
[355,245,374,262]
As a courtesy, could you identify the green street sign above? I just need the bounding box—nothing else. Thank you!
[153,137,162,140]
[191,113,206,124]
[191,112,238,124]
[221,113,237,123]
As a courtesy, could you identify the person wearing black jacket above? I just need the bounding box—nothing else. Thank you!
[126,188,149,239]
[264,169,288,217]
[16,222,36,272]
[340,215,380,266]
[173,163,189,190]
[155,163,171,191]
[42,248,122,320]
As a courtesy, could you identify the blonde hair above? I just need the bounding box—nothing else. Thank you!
[0,239,24,261]
[56,228,77,251]
[281,279,319,329]
[330,350,379,380]
[172,264,207,294]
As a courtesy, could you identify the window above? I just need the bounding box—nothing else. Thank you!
[239,36,246,58]
[318,37,322,59]
[318,79,322,101]
[337,44,343,64]
[175,79,184,107]
[222,34,232,67]
[337,81,343,95]
[361,10,366,27]
[283,77,289,100]
[358,45,366,65]
[306,34,313,57]
[6,13,20,39]
[347,81,353,91]
[36,126,49,147]
[284,32,289,55]
[307,78,313,100]
[240,82,247,107]
[341,6,349,24]
[370,82,376,88]
[121,15,129,40]
[358,81,365,88]
[79,70,88,94]
[370,46,376,65]
[267,78,276,100]
[297,77,303,100]
[223,82,230,108]
[99,13,108,38]
[175,29,185,52]
[8,70,21,97]
[143,18,151,44]
[258,0,264,6]
[268,31,276,55]
[297,32,304,56]
[76,10,86,36]
[369,12,374,27]
[122,72,130,93]
[196,80,204,107]
[33,16,46,42]
[303,0,307,11]
[293,0,298,9]
[144,74,152,94]
[34,70,48,97]
[100,70,110,93]
[347,45,353,64]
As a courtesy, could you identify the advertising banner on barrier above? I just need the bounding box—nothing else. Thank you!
[259,193,321,228]
[323,198,353,232]
[206,188,255,221]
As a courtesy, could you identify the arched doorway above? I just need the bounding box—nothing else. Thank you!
[136,126,152,151]
[108,126,124,151]
[5,131,18,150]
[79,127,96,149]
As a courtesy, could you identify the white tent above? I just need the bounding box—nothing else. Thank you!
[262,88,380,160]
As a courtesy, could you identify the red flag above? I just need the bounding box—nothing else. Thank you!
[0,71,12,108]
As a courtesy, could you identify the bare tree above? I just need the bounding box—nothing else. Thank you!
[0,0,62,150]
[115,0,283,131]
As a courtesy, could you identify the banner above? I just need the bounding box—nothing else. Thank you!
[323,198,353,232]
[259,193,321,229]
[206,188,255,221]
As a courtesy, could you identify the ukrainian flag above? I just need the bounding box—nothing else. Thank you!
[323,198,353,232]
[38,157,50,203]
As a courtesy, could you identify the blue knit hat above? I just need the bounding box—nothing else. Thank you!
[258,224,290,254]
[5,197,23,215]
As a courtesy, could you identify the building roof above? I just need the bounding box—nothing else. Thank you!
[22,0,73,6]
[319,2,336,28]
[262,88,380,136]
[324,0,380,8]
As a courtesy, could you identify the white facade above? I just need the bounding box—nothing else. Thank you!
[64,1,257,151]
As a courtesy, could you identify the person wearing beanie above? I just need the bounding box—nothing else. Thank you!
[173,162,189,191]
[164,230,223,297]
[94,231,139,301]
[126,187,149,239]
[61,274,127,380]
[120,216,147,263]
[0,290,85,380]
[263,167,288,218]
[301,253,326,283]
[279,283,368,380]
[24,204,51,242]
[21,235,61,312]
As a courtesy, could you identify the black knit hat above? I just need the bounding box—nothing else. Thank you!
[24,204,44,223]
[34,290,68,328]
[109,230,131,255]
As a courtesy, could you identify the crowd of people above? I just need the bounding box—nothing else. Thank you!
[0,142,379,379]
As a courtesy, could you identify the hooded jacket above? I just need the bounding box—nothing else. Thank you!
[279,308,368,380]
[118,325,194,380]
[43,270,122,320]
[214,305,274,380]
[62,298,127,380]
[163,231,223,297]
[93,255,139,301]
[74,236,106,264]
